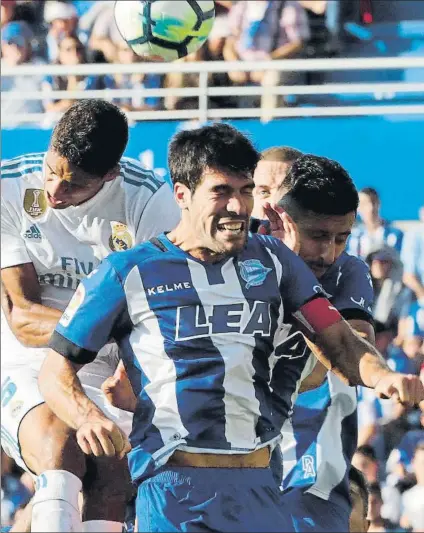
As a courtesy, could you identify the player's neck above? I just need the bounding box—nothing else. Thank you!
[168,226,227,263]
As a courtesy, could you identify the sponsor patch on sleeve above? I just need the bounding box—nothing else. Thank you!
[59,284,86,327]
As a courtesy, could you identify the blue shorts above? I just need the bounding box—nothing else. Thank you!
[282,489,350,533]
[136,466,294,532]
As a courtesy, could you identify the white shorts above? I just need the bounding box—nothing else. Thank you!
[1,345,133,473]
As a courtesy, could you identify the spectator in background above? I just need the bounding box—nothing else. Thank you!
[400,206,424,311]
[389,302,424,377]
[207,1,233,57]
[353,445,380,484]
[366,246,405,354]
[113,37,162,112]
[380,414,424,528]
[348,187,404,259]
[88,1,122,63]
[223,0,310,113]
[400,443,424,532]
[348,466,370,533]
[251,145,303,220]
[42,0,79,55]
[1,21,45,126]
[42,1,78,63]
[367,483,387,532]
[42,34,115,115]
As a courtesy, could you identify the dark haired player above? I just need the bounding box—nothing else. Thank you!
[39,125,423,532]
[1,99,180,532]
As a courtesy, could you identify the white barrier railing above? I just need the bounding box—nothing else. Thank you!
[2,56,424,125]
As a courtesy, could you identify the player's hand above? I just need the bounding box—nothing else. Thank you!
[374,372,424,410]
[76,415,131,460]
[262,202,301,254]
[102,360,137,413]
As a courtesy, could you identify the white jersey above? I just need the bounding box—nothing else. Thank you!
[1,152,181,369]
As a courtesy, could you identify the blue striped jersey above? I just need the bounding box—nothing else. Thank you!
[276,252,374,510]
[50,233,331,483]
[1,152,180,368]
[347,221,404,259]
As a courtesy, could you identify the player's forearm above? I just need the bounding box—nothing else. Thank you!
[308,324,392,388]
[39,351,105,430]
[10,303,62,347]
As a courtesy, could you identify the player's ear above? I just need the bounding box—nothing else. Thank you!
[103,165,120,183]
[174,182,191,209]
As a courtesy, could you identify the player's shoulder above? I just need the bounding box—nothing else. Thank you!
[336,251,370,276]
[1,152,45,181]
[104,234,170,279]
[1,152,45,202]
[248,232,295,259]
[119,157,167,197]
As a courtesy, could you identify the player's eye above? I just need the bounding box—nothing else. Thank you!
[257,190,270,197]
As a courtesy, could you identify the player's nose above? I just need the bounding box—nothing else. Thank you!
[48,179,69,200]
[321,241,336,265]
[227,194,249,216]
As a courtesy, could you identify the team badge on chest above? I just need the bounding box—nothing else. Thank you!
[109,221,133,251]
[238,259,272,289]
[23,189,47,219]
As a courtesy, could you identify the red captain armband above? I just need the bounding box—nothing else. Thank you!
[293,297,343,335]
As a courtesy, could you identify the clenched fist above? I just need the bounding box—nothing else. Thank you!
[102,360,137,413]
[76,415,131,460]
[374,372,424,410]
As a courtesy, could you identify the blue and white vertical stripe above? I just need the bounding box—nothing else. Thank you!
[280,373,357,509]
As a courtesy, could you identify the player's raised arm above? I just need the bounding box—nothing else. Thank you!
[277,242,424,407]
[39,258,131,458]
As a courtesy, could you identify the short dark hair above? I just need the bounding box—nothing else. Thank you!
[355,445,378,462]
[261,146,303,163]
[168,123,261,191]
[50,99,128,177]
[278,154,359,218]
[349,466,369,516]
[360,187,380,204]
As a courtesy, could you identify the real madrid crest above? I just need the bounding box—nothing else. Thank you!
[109,221,133,252]
[23,189,47,219]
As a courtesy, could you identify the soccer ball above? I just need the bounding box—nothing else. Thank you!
[114,0,215,62]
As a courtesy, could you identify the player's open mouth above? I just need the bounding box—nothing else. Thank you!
[217,222,245,235]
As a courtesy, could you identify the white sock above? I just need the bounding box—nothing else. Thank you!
[83,520,122,532]
[31,470,82,532]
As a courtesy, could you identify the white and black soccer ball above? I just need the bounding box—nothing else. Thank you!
[114,0,215,62]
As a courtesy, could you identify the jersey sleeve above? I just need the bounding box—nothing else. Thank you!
[276,241,343,334]
[132,182,181,244]
[332,258,374,322]
[48,258,127,364]
[1,196,31,269]
[277,243,323,312]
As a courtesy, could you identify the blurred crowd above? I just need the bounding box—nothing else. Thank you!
[1,0,400,122]
[348,192,424,532]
